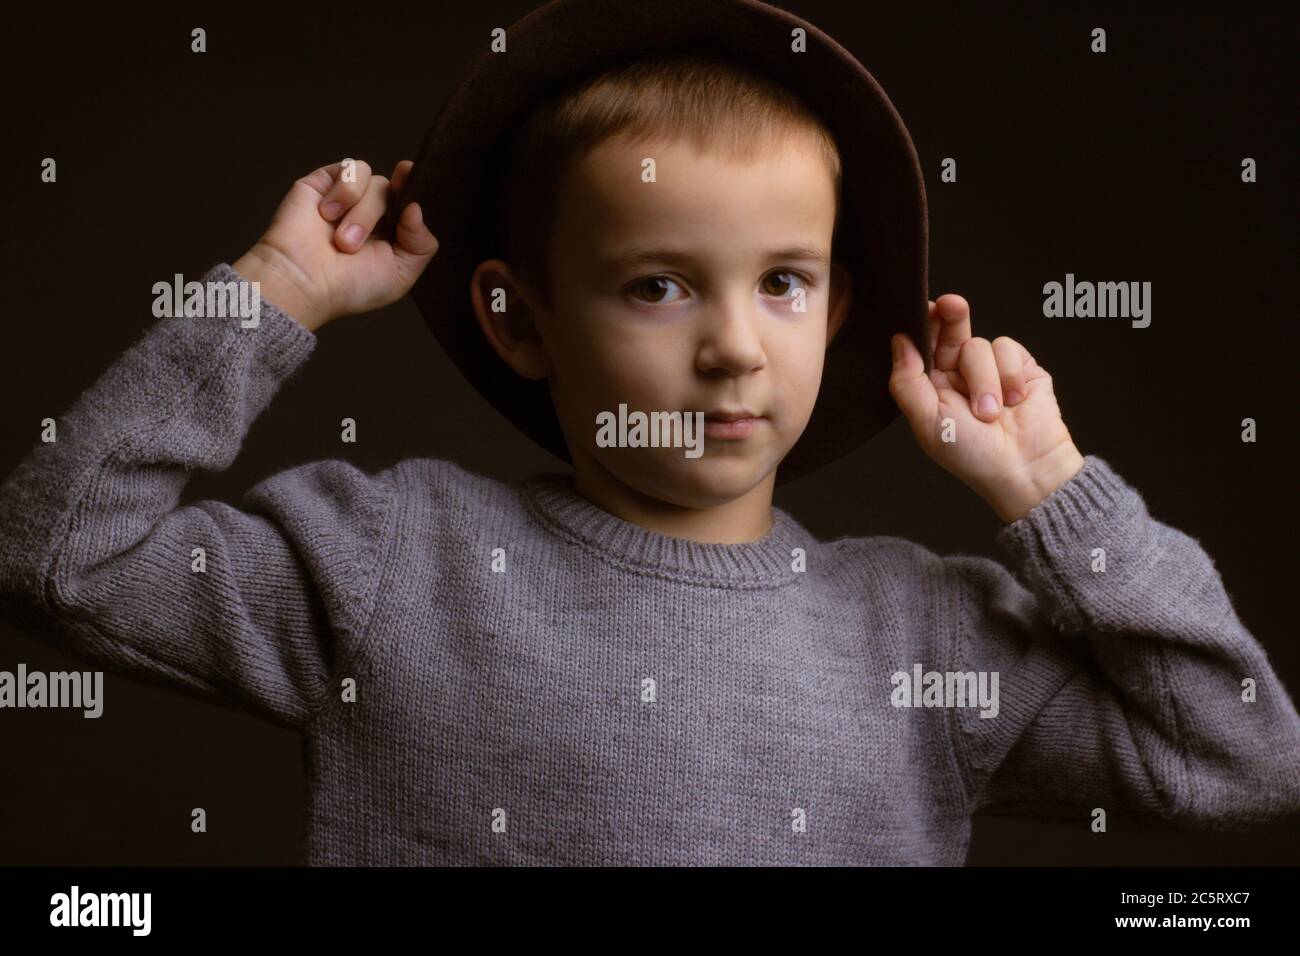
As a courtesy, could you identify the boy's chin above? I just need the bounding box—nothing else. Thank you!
[610,451,779,509]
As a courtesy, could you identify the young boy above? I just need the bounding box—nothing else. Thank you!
[2,47,1298,865]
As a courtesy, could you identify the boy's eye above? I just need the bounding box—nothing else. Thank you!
[628,275,686,304]
[625,271,811,304]
[761,271,808,298]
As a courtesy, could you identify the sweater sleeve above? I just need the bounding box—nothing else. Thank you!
[0,262,396,732]
[936,454,1300,829]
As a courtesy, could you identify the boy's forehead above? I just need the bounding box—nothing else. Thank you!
[556,134,837,264]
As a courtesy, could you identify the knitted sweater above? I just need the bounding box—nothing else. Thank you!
[1,261,1298,866]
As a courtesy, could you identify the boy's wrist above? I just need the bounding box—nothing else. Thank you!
[984,443,1087,524]
[232,245,326,332]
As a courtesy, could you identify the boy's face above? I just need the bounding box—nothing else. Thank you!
[480,132,851,511]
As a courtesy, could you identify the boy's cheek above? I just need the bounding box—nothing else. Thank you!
[778,352,829,401]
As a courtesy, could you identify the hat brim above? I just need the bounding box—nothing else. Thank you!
[390,0,930,484]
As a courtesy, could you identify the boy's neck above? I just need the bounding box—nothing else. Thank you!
[570,455,777,545]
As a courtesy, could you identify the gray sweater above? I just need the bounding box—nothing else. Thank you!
[1,261,1298,865]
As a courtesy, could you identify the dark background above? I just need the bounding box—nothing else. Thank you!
[3,2,1296,864]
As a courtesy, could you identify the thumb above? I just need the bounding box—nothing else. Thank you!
[392,201,439,277]
[887,333,939,431]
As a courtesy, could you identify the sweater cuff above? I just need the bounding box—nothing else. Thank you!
[205,261,318,376]
[992,454,1148,632]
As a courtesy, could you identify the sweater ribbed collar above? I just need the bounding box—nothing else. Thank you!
[521,473,809,589]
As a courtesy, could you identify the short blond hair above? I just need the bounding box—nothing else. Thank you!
[497,50,843,308]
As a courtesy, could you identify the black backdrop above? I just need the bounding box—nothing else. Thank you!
[3,2,1296,865]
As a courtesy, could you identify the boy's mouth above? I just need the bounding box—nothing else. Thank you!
[703,408,766,440]
[704,407,759,423]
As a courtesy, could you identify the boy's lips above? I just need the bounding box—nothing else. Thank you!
[703,408,760,423]
[702,409,766,440]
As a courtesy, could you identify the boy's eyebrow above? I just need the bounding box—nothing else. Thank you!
[597,245,830,273]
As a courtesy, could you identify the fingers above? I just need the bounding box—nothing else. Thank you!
[386,160,439,261]
[923,292,1038,419]
[930,294,971,371]
[299,157,384,251]
[893,319,1045,442]
[389,159,414,197]
[957,338,1004,421]
[333,174,390,251]
[992,336,1030,405]
[288,156,438,278]
[314,158,373,218]
[888,332,939,430]
[392,201,440,264]
[956,333,1042,419]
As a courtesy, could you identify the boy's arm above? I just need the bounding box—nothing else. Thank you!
[0,262,396,731]
[936,454,1300,827]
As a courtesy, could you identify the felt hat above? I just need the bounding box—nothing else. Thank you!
[387,0,930,484]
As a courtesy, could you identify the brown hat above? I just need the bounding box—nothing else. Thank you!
[388,0,930,484]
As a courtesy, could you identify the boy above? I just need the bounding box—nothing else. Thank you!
[2,26,1298,865]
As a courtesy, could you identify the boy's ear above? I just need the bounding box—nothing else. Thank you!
[826,260,853,347]
[469,259,551,381]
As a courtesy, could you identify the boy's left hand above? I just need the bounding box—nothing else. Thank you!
[888,294,1085,524]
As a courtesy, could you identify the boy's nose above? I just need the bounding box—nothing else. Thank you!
[695,299,767,376]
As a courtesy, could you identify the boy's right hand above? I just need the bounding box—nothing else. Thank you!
[232,158,439,332]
